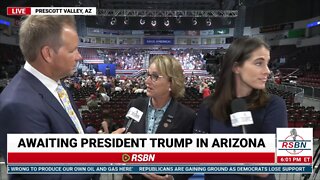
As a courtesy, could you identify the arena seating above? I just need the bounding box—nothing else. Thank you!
[72,86,203,132]
[71,81,320,137]
[267,87,320,138]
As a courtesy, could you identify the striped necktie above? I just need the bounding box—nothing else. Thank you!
[56,84,84,134]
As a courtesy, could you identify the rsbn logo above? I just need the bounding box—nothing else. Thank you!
[278,129,311,155]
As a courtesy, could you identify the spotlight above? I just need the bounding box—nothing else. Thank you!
[192,17,197,25]
[151,18,157,26]
[164,18,169,26]
[124,17,129,25]
[110,17,116,25]
[206,18,212,26]
[140,18,145,25]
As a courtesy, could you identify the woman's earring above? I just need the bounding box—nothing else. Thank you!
[169,88,171,91]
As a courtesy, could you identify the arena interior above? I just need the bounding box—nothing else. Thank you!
[0,0,320,179]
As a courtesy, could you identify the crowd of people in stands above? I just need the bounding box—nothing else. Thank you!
[1,44,320,90]
[171,49,206,70]
[78,48,207,70]
[105,49,145,70]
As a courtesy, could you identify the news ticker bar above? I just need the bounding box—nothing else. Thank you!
[7,7,96,16]
[8,165,312,174]
[7,152,275,164]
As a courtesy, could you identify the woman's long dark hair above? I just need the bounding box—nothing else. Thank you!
[210,37,270,121]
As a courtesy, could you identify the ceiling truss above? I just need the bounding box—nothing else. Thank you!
[97,9,238,18]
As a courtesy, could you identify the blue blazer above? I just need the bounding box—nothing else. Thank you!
[0,68,98,180]
[194,95,288,180]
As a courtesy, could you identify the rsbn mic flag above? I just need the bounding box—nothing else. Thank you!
[230,98,253,133]
[124,107,143,133]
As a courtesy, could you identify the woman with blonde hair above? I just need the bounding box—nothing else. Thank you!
[123,55,196,180]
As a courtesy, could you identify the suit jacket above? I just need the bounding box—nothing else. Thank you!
[194,95,287,180]
[123,97,196,180]
[0,68,98,180]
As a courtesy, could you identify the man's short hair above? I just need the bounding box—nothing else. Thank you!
[19,15,76,62]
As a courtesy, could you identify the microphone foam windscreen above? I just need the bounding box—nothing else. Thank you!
[231,98,247,113]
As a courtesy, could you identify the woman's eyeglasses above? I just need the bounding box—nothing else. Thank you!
[145,72,164,81]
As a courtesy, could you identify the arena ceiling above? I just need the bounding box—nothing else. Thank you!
[1,0,318,30]
[2,0,275,10]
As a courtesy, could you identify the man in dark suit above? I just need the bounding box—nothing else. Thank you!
[123,55,196,180]
[0,15,105,180]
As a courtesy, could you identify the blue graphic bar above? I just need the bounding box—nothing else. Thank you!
[0,19,10,26]
[8,165,312,174]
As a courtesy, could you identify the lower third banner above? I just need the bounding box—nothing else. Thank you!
[8,165,312,174]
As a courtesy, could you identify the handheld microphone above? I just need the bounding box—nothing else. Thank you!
[124,107,143,133]
[311,144,320,180]
[230,98,253,133]
[312,162,320,180]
